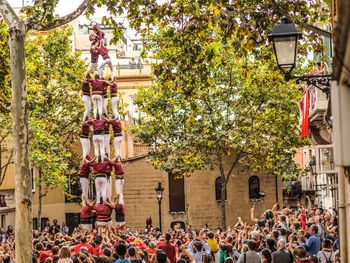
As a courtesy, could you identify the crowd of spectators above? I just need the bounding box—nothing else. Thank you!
[0,202,341,263]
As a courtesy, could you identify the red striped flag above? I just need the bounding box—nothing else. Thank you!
[301,88,309,138]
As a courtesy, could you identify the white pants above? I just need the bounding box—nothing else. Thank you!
[106,176,112,201]
[104,134,110,158]
[81,95,91,121]
[80,224,92,232]
[98,58,113,78]
[93,134,105,160]
[86,62,98,76]
[80,137,90,161]
[214,251,219,263]
[80,177,89,206]
[111,96,119,119]
[103,97,108,115]
[115,178,125,205]
[95,176,107,204]
[113,136,123,157]
[92,94,103,118]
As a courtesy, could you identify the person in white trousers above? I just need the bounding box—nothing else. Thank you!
[92,159,111,204]
[104,117,111,158]
[110,118,123,158]
[80,118,91,161]
[79,156,93,206]
[86,34,100,76]
[112,157,125,205]
[85,115,108,161]
[96,43,113,78]
[86,75,110,119]
[104,154,113,201]
[110,78,120,119]
[81,78,91,121]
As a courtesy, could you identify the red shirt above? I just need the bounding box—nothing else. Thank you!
[87,79,108,95]
[114,162,124,175]
[158,241,176,263]
[81,122,90,136]
[111,119,122,135]
[110,82,118,95]
[92,204,112,221]
[92,161,111,174]
[81,206,94,219]
[79,162,91,176]
[96,46,109,58]
[90,48,99,63]
[88,119,106,132]
[74,242,94,255]
[105,161,112,173]
[104,122,110,133]
[82,81,91,95]
[38,250,49,263]
[115,204,125,216]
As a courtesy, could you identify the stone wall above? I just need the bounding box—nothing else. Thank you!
[31,155,282,230]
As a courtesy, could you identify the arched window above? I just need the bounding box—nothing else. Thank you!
[215,177,227,202]
[249,176,260,200]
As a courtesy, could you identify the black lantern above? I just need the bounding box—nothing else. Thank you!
[268,17,332,92]
[155,182,164,232]
[155,182,164,202]
[268,17,302,75]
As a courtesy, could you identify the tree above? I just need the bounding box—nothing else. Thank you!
[126,1,328,228]
[0,22,12,187]
[0,2,96,261]
[25,26,85,231]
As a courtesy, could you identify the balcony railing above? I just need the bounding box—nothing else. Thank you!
[301,176,315,192]
[114,63,152,77]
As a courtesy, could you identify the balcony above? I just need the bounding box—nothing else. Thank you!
[301,176,316,192]
[114,63,152,77]
[283,181,302,197]
[309,86,328,123]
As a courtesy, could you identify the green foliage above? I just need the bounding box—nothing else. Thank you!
[0,22,12,184]
[129,1,317,179]
[26,26,86,194]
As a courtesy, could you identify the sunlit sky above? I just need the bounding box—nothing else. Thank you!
[8,0,106,22]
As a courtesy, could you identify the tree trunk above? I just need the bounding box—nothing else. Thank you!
[38,169,42,232]
[220,175,227,230]
[9,26,32,263]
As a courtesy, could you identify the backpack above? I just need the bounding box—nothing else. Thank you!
[322,251,333,263]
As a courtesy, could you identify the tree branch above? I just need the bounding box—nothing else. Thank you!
[0,149,14,186]
[0,0,21,27]
[225,150,243,184]
[0,128,11,144]
[33,0,94,32]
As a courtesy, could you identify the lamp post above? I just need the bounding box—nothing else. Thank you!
[268,17,332,93]
[155,182,164,232]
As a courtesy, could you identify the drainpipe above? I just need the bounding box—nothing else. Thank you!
[337,166,347,263]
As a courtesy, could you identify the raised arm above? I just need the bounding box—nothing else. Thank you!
[84,196,93,207]
[250,206,258,224]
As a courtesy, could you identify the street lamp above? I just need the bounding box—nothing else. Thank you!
[268,17,302,75]
[268,17,332,92]
[155,182,164,232]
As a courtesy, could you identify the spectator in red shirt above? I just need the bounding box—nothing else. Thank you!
[73,236,94,255]
[158,233,176,263]
[36,242,49,263]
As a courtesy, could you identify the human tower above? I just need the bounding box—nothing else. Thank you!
[78,24,126,231]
